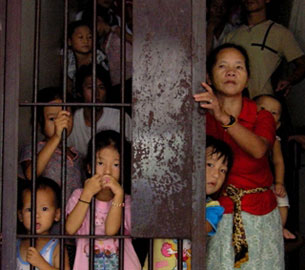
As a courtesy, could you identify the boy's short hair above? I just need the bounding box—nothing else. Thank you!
[75,64,112,101]
[206,135,234,173]
[18,177,61,210]
[82,5,112,26]
[253,94,282,117]
[68,20,91,39]
[36,87,72,134]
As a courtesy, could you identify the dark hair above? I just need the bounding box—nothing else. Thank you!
[75,64,112,101]
[83,5,112,26]
[86,130,131,193]
[36,87,73,134]
[68,20,91,39]
[18,177,61,210]
[206,135,234,174]
[207,43,251,78]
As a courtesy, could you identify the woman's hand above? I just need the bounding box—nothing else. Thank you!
[193,82,230,125]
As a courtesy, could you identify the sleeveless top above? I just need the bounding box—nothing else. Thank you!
[16,239,58,270]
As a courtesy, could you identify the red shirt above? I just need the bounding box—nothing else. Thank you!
[206,98,277,215]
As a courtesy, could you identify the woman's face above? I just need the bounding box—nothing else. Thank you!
[209,48,248,97]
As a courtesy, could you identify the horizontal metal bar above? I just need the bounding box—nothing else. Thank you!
[19,102,132,107]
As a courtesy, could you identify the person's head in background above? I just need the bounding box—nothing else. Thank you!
[206,135,233,198]
[207,0,232,23]
[75,64,112,107]
[254,94,282,129]
[68,20,93,55]
[37,87,73,138]
[17,177,61,234]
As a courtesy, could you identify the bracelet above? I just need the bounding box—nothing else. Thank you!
[222,115,237,129]
[79,198,91,204]
[111,201,125,207]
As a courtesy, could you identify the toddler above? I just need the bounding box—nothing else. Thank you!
[66,20,109,98]
[17,177,70,269]
[65,130,141,270]
[143,135,233,270]
[19,87,83,202]
[68,64,132,157]
[255,94,295,239]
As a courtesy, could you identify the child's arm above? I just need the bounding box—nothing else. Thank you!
[24,110,71,180]
[65,174,103,235]
[103,176,124,236]
[272,139,286,197]
[26,246,67,270]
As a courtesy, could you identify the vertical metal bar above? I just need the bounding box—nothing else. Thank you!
[89,3,97,269]
[1,0,21,268]
[60,1,69,269]
[30,3,42,270]
[191,0,206,269]
[120,0,126,103]
[177,239,183,270]
[0,0,7,234]
[148,239,154,270]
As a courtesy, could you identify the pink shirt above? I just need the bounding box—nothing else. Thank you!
[66,189,141,270]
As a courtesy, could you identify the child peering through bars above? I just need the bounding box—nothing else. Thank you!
[65,130,141,270]
[67,64,132,158]
[143,135,233,270]
[17,177,70,270]
[65,20,109,99]
[19,87,83,204]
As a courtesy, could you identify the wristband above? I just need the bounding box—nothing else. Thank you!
[112,201,124,207]
[79,198,91,204]
[222,115,237,129]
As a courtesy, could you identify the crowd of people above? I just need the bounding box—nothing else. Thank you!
[16,0,305,269]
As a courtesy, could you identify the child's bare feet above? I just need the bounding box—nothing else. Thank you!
[283,228,296,239]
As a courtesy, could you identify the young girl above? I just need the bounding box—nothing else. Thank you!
[19,87,83,202]
[65,130,141,270]
[66,20,109,98]
[17,177,70,270]
[143,135,233,270]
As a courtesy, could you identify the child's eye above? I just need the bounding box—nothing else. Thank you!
[207,162,214,167]
[218,64,225,68]
[25,208,32,213]
[220,168,227,174]
[97,161,103,166]
[42,207,48,211]
[114,163,120,167]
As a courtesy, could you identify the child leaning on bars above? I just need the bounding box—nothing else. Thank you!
[143,135,233,270]
[65,130,141,270]
[17,177,70,270]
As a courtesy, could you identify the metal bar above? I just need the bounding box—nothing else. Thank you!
[20,102,132,107]
[0,0,7,234]
[148,239,154,270]
[191,0,207,268]
[60,1,69,269]
[89,3,97,268]
[1,0,21,268]
[177,239,183,270]
[18,234,133,239]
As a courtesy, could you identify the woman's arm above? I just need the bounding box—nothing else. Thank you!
[194,83,272,159]
[65,175,103,235]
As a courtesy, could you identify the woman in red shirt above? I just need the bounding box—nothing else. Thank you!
[194,43,284,269]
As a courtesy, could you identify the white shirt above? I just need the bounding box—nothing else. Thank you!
[68,107,132,157]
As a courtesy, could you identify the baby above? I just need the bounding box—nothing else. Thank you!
[255,94,295,239]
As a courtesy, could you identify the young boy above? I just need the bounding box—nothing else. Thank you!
[143,135,233,270]
[19,87,83,202]
[254,94,295,239]
[17,177,70,269]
